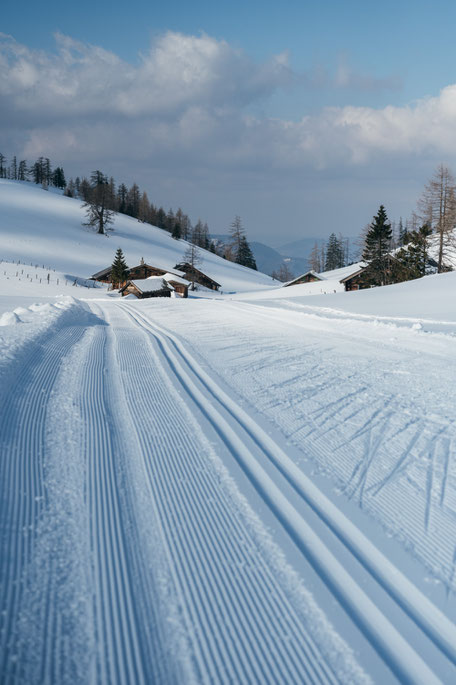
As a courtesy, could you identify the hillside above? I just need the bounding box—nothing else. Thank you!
[0,180,277,293]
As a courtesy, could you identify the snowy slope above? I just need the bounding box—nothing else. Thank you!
[0,179,277,293]
[2,178,456,683]
[231,269,456,329]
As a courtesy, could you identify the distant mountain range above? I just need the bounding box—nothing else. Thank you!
[249,242,309,279]
[211,234,324,279]
[275,237,325,260]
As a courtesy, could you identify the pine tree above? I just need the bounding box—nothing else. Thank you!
[52,167,66,189]
[325,233,345,270]
[172,223,182,240]
[156,207,167,229]
[17,160,27,181]
[44,158,52,186]
[111,248,129,288]
[396,224,433,279]
[362,205,393,286]
[0,153,6,178]
[228,215,256,267]
[236,236,257,269]
[9,156,17,180]
[117,183,128,214]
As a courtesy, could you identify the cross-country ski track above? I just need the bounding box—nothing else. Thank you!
[1,299,456,684]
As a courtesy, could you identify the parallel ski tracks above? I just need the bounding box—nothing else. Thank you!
[119,302,456,685]
[79,327,146,685]
[111,305,338,685]
[2,298,455,683]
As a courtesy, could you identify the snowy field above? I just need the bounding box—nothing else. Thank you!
[1,181,456,684]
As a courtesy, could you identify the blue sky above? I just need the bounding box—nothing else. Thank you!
[2,1,456,245]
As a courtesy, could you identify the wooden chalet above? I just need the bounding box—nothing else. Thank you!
[119,278,174,299]
[159,273,189,298]
[283,271,323,287]
[339,255,415,291]
[339,266,367,291]
[90,258,188,290]
[90,266,112,284]
[174,262,221,291]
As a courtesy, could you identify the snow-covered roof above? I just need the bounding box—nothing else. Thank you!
[150,273,190,286]
[130,278,174,293]
[137,262,187,278]
[91,266,112,279]
[284,270,324,286]
[176,262,222,287]
[318,262,365,281]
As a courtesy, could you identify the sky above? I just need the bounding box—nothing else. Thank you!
[2,0,456,246]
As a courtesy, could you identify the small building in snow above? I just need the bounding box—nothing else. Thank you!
[174,262,221,291]
[283,271,323,287]
[90,266,113,284]
[90,257,188,290]
[120,278,174,299]
[158,273,189,298]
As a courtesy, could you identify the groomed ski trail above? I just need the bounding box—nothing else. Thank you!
[117,301,456,685]
[2,301,370,684]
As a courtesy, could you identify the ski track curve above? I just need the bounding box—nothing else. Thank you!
[118,301,456,685]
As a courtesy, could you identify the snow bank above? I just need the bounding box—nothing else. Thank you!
[0,296,96,406]
[0,311,22,326]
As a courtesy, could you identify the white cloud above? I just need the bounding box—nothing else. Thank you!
[3,30,456,241]
[0,31,292,121]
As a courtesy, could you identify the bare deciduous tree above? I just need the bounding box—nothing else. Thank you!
[418,164,456,272]
[182,242,202,290]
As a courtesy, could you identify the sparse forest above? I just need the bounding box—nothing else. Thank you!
[2,152,455,282]
[0,152,261,268]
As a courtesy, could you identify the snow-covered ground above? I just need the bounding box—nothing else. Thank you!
[1,181,456,684]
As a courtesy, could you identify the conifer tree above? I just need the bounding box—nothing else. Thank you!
[228,215,256,267]
[9,156,17,180]
[172,223,182,240]
[325,233,345,270]
[236,235,257,270]
[362,205,393,286]
[111,248,129,288]
[117,183,128,214]
[52,167,66,189]
[17,160,27,181]
[396,224,433,279]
